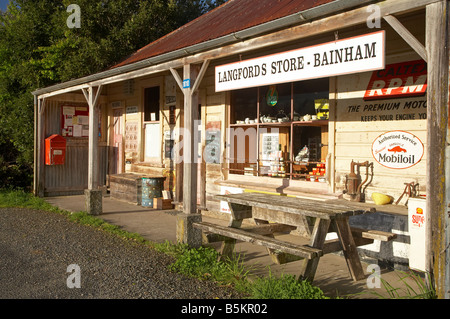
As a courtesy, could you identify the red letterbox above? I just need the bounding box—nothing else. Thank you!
[45,134,66,165]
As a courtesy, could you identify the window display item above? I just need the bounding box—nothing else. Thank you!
[295,146,309,163]
[315,99,329,119]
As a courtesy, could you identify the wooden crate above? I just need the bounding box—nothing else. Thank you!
[153,198,174,210]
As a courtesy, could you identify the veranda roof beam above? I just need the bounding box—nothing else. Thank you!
[383,14,427,62]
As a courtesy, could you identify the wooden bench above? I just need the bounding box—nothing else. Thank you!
[194,221,322,260]
[323,227,397,254]
[199,222,397,263]
[201,192,397,282]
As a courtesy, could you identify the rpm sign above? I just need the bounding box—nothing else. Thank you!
[371,131,424,169]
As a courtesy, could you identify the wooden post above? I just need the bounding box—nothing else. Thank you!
[172,61,209,247]
[182,63,199,215]
[426,1,449,299]
[87,86,99,190]
[36,98,46,198]
[83,85,103,215]
[33,95,37,195]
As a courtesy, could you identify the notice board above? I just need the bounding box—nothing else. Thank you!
[61,105,101,138]
[61,105,89,137]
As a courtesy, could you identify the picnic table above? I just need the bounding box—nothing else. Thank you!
[193,192,396,282]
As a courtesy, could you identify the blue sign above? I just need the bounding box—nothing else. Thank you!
[183,79,190,89]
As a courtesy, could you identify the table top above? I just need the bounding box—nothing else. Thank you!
[214,192,376,219]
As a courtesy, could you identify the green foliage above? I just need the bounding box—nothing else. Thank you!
[249,272,330,299]
[0,189,149,244]
[0,188,59,212]
[168,246,231,282]
[67,210,149,244]
[155,242,251,291]
[0,0,226,189]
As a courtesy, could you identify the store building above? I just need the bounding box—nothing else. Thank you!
[32,0,449,286]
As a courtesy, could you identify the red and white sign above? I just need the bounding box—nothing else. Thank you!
[364,60,427,100]
[411,207,425,228]
[371,130,424,169]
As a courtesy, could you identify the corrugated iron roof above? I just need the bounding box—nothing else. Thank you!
[112,0,336,69]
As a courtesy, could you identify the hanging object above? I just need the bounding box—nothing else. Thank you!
[266,85,278,106]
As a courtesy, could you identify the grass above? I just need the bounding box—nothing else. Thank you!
[153,241,330,298]
[0,188,149,245]
[367,270,437,299]
[0,189,437,299]
[248,271,331,299]
[0,188,60,212]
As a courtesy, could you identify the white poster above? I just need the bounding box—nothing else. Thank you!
[215,31,385,92]
[73,124,82,137]
[145,123,161,159]
[261,133,279,166]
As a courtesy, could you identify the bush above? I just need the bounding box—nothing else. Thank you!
[169,246,229,281]
[249,273,330,299]
[0,163,32,191]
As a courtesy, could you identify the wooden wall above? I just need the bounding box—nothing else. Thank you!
[333,12,427,200]
[43,97,108,196]
[201,66,227,212]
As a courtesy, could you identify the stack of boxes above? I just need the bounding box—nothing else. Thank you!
[308,163,326,182]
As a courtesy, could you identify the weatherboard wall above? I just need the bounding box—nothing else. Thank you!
[333,12,427,201]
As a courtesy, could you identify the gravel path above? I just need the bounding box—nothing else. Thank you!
[0,208,242,299]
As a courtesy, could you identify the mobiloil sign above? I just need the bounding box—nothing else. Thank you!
[371,130,424,169]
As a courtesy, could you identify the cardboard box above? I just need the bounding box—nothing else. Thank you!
[153,198,174,210]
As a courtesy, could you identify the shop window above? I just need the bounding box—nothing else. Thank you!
[230,88,257,124]
[144,86,160,122]
[228,78,329,182]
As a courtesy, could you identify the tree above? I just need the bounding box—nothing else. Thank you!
[0,0,226,189]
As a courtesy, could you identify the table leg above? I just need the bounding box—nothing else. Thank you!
[333,216,365,281]
[219,203,252,261]
[300,218,330,282]
[253,219,283,264]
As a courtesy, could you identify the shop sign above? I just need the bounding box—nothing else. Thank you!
[215,31,385,92]
[371,130,424,169]
[126,106,138,114]
[411,206,425,228]
[364,60,427,100]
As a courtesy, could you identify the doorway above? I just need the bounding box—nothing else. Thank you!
[111,108,124,174]
[144,86,161,162]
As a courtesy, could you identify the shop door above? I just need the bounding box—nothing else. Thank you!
[144,86,161,162]
[112,108,124,174]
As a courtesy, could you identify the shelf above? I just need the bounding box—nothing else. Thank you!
[230,120,328,127]
[258,122,291,127]
[292,120,328,126]
[230,123,258,127]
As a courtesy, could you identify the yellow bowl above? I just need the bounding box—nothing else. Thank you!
[371,192,393,205]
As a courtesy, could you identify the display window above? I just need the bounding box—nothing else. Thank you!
[228,78,329,182]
